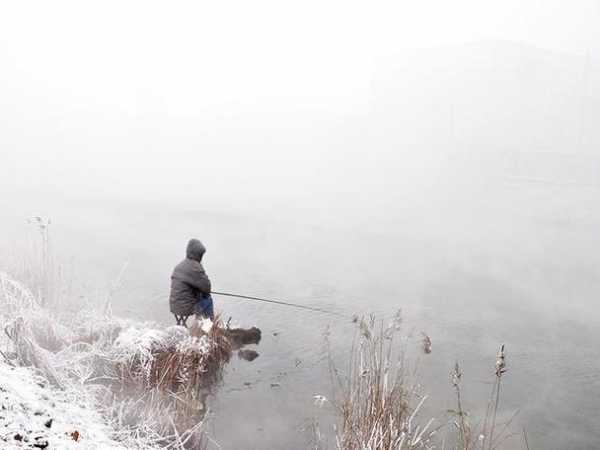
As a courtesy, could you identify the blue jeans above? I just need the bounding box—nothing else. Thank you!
[194,294,214,320]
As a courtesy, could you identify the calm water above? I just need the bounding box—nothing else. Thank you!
[2,188,599,450]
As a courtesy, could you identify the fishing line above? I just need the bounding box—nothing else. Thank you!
[211,290,351,319]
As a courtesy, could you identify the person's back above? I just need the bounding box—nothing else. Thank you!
[169,239,212,320]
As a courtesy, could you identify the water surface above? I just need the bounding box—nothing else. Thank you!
[2,186,599,450]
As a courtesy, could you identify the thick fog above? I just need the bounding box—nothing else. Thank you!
[2,0,600,293]
[1,3,600,448]
[1,1,600,314]
[2,1,599,213]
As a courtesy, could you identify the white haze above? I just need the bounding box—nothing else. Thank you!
[2,3,600,449]
[1,0,600,316]
[1,0,599,217]
[2,1,600,312]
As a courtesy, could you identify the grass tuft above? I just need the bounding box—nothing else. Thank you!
[326,313,436,450]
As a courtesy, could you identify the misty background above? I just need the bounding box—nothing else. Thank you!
[1,1,600,449]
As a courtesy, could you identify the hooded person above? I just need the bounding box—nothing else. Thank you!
[169,239,215,324]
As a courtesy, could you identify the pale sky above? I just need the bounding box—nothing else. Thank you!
[1,1,598,108]
[1,0,599,210]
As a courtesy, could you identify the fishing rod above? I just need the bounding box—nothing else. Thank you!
[211,290,350,319]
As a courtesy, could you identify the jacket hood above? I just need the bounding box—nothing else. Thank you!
[186,239,206,262]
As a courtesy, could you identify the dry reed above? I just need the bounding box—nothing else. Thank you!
[321,313,522,450]
[327,313,436,450]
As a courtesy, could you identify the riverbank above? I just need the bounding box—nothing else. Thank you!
[0,270,251,449]
[0,360,126,449]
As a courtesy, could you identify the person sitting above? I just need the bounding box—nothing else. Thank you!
[169,239,214,326]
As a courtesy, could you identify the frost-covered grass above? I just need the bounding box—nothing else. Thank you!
[0,271,232,449]
[0,362,128,449]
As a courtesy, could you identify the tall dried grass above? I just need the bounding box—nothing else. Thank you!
[322,313,519,450]
[448,345,513,450]
[326,313,436,450]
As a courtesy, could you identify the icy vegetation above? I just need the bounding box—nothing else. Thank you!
[0,362,127,449]
[0,271,228,449]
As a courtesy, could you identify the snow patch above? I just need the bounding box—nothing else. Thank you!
[0,362,127,449]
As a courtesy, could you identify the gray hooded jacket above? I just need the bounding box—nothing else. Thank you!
[169,239,211,316]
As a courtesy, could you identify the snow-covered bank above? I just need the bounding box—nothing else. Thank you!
[0,270,239,449]
[0,361,125,449]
